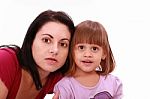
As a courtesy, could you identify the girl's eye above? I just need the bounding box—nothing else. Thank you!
[91,47,99,52]
[42,38,51,43]
[78,45,84,50]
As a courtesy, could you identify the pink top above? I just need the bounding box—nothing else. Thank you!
[0,48,62,99]
[54,74,123,99]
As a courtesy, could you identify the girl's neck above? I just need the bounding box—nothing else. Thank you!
[74,71,100,87]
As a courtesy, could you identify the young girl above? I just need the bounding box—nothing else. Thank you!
[54,20,123,99]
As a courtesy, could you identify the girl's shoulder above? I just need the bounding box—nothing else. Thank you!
[53,76,73,93]
[55,76,72,85]
[101,74,122,88]
[102,74,121,81]
[100,74,123,97]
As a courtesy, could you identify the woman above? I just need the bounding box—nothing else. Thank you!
[0,10,75,99]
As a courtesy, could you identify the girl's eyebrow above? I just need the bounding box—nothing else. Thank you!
[42,34,70,41]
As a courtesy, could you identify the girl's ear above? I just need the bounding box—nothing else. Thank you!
[102,48,106,60]
[102,53,106,60]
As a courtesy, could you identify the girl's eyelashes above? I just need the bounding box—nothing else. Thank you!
[91,46,99,52]
[75,44,101,52]
[78,45,84,50]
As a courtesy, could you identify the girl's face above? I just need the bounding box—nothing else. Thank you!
[74,43,104,74]
[32,22,70,73]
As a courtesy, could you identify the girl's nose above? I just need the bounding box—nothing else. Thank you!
[83,50,92,57]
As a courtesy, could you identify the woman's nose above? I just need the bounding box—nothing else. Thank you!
[49,43,58,55]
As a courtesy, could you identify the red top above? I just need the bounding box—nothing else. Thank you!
[0,48,63,99]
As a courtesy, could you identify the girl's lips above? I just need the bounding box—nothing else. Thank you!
[82,60,93,63]
[81,60,93,66]
[82,61,92,63]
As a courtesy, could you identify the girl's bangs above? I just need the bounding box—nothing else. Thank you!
[74,29,103,46]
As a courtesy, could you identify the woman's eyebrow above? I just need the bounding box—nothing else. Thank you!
[61,38,70,42]
[42,34,53,38]
[42,34,70,41]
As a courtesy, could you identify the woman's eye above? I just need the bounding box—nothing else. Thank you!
[42,38,51,43]
[60,43,68,48]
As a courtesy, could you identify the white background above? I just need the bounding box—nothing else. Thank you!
[0,0,150,98]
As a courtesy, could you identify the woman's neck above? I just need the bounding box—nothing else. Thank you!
[37,67,50,85]
[23,67,49,88]
[22,69,35,87]
[15,69,41,99]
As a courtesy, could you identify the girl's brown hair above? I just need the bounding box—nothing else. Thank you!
[67,20,115,76]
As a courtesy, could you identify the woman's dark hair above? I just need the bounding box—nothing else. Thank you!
[2,10,75,90]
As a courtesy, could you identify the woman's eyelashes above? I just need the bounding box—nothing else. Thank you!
[42,37,51,44]
[42,37,69,48]
[59,41,69,48]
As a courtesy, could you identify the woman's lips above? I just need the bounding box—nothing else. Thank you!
[45,58,58,65]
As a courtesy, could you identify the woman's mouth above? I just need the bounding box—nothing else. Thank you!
[45,58,58,65]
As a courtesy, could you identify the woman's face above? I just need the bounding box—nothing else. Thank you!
[32,22,70,73]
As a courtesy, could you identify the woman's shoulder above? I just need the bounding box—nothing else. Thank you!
[0,47,18,65]
[0,47,16,57]
[0,48,21,90]
[0,47,20,67]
